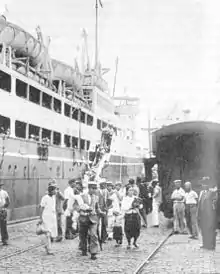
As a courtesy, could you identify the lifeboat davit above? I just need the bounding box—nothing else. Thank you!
[0,16,83,88]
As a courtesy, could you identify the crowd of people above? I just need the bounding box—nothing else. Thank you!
[0,173,218,260]
[171,177,218,250]
[38,176,162,259]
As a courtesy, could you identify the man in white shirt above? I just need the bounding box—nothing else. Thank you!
[65,188,84,235]
[0,182,10,245]
[184,181,198,239]
[63,179,76,239]
[97,179,108,243]
[115,182,126,204]
[64,179,75,201]
[171,179,186,234]
[128,178,139,197]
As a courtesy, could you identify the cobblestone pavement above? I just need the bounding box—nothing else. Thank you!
[0,215,171,274]
[3,216,220,273]
[0,220,41,264]
[144,232,220,274]
[8,219,39,240]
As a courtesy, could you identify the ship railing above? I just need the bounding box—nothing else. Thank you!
[11,57,91,111]
[0,43,54,90]
[1,44,93,111]
[64,88,92,111]
[11,57,51,88]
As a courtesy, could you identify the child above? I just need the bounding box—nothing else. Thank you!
[113,210,123,247]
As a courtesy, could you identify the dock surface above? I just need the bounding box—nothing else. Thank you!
[0,216,219,273]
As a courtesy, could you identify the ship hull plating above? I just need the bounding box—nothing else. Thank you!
[0,137,144,221]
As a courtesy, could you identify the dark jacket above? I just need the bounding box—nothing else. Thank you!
[139,183,149,200]
[97,189,108,212]
[80,193,101,224]
[56,191,65,214]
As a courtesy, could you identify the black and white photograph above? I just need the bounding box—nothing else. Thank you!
[0,0,219,273]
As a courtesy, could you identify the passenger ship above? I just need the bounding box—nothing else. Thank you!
[0,13,145,220]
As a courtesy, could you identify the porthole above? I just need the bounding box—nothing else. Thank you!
[56,166,60,177]
[23,166,27,178]
[32,166,37,177]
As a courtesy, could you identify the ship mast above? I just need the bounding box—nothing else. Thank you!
[95,0,103,70]
[95,0,98,70]
[112,57,119,97]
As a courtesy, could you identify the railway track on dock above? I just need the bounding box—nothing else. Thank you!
[6,217,40,241]
[0,221,174,273]
[0,242,45,261]
[133,231,174,274]
[0,217,79,262]
[0,234,79,262]
[0,216,174,273]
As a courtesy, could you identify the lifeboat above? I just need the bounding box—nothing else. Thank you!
[0,16,83,88]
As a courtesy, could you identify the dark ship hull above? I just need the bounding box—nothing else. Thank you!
[0,137,144,221]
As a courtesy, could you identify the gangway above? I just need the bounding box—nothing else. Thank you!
[86,127,114,182]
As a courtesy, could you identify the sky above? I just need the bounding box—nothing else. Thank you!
[2,0,220,138]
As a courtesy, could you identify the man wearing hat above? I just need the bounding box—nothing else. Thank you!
[127,178,139,197]
[75,178,83,194]
[66,179,84,225]
[115,181,126,204]
[197,176,218,250]
[136,177,148,227]
[106,181,116,240]
[97,178,108,243]
[63,179,77,239]
[184,181,198,239]
[79,181,101,260]
[171,179,186,234]
[0,181,10,245]
[65,178,84,249]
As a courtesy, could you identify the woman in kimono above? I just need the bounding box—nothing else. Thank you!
[121,186,143,249]
[39,182,57,255]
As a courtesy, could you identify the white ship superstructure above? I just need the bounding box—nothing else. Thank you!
[0,14,145,220]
